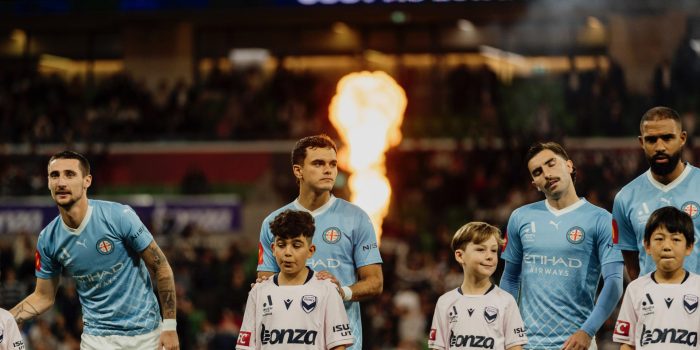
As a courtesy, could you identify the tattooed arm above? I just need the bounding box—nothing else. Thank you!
[141,240,179,350]
[11,276,59,325]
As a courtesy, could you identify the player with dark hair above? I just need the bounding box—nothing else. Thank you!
[500,142,624,350]
[239,209,353,349]
[257,134,383,350]
[11,150,179,350]
[613,106,700,280]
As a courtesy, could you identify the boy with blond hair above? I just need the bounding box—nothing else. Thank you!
[429,222,527,350]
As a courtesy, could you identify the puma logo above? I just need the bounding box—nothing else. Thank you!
[549,221,561,230]
[76,239,87,248]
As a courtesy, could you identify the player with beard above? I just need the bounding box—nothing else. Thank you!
[501,142,623,350]
[612,106,700,280]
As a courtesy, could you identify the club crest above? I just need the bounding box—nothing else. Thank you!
[323,227,342,244]
[484,306,498,324]
[301,295,317,313]
[681,201,700,219]
[566,227,585,244]
[96,237,114,255]
[684,294,698,314]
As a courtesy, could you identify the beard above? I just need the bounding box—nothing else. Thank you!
[648,150,682,176]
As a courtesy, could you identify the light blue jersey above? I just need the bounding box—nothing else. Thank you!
[258,195,382,350]
[36,199,160,336]
[502,199,623,349]
[613,164,700,275]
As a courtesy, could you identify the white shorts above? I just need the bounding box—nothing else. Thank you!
[80,328,160,350]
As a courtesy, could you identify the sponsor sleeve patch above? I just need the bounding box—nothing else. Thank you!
[614,320,630,337]
[35,250,42,271]
[237,331,251,346]
[257,242,264,265]
[429,329,437,341]
[612,219,619,244]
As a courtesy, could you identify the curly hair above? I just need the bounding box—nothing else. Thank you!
[269,209,315,240]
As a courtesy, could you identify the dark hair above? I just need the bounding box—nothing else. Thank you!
[291,134,337,166]
[48,150,91,176]
[525,141,576,183]
[269,210,315,240]
[644,206,695,247]
[639,106,682,134]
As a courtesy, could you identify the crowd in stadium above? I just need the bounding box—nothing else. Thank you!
[0,33,700,350]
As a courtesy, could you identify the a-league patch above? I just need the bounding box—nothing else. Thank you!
[323,227,342,244]
[684,294,698,314]
[484,306,498,324]
[34,250,41,271]
[301,295,317,313]
[566,226,585,244]
[96,237,114,255]
[257,242,264,265]
[681,201,700,219]
[612,219,619,244]
[237,331,251,346]
[614,320,630,336]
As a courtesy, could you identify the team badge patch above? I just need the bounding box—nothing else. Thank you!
[684,294,698,314]
[681,201,700,219]
[301,295,317,313]
[237,331,251,346]
[96,238,114,255]
[323,227,342,244]
[484,306,498,324]
[614,320,630,337]
[566,227,585,244]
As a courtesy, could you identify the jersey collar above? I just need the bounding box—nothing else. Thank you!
[273,267,315,286]
[61,204,93,236]
[292,195,336,218]
[651,270,689,284]
[457,283,495,296]
[545,197,586,217]
[645,162,692,193]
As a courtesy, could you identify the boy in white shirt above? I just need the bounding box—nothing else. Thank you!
[613,206,700,349]
[238,209,353,350]
[429,222,527,350]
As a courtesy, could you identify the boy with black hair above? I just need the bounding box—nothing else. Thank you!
[239,209,353,349]
[613,206,700,349]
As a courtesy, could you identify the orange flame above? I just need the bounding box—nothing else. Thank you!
[329,71,407,243]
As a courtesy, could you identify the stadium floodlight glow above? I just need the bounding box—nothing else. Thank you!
[329,71,407,243]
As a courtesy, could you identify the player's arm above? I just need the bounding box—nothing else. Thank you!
[621,250,640,280]
[10,276,59,325]
[499,261,522,300]
[345,264,383,301]
[141,240,180,350]
[506,346,523,350]
[620,344,634,350]
[330,346,347,350]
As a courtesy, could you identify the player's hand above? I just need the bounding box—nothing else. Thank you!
[160,330,179,350]
[561,330,591,350]
[251,274,271,288]
[316,270,342,290]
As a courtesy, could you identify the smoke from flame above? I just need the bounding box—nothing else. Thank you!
[329,71,407,243]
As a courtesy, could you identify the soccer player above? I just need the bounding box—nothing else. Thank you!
[612,106,700,280]
[0,308,24,350]
[10,151,179,350]
[239,209,353,349]
[429,222,527,350]
[613,206,700,349]
[256,135,383,350]
[500,142,624,350]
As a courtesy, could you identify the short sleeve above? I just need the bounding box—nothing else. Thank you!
[596,211,624,265]
[502,210,523,264]
[324,283,354,349]
[428,298,447,350]
[237,288,258,349]
[503,295,528,348]
[352,210,382,268]
[612,193,638,252]
[118,205,154,253]
[35,229,61,279]
[257,217,279,273]
[612,288,636,345]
